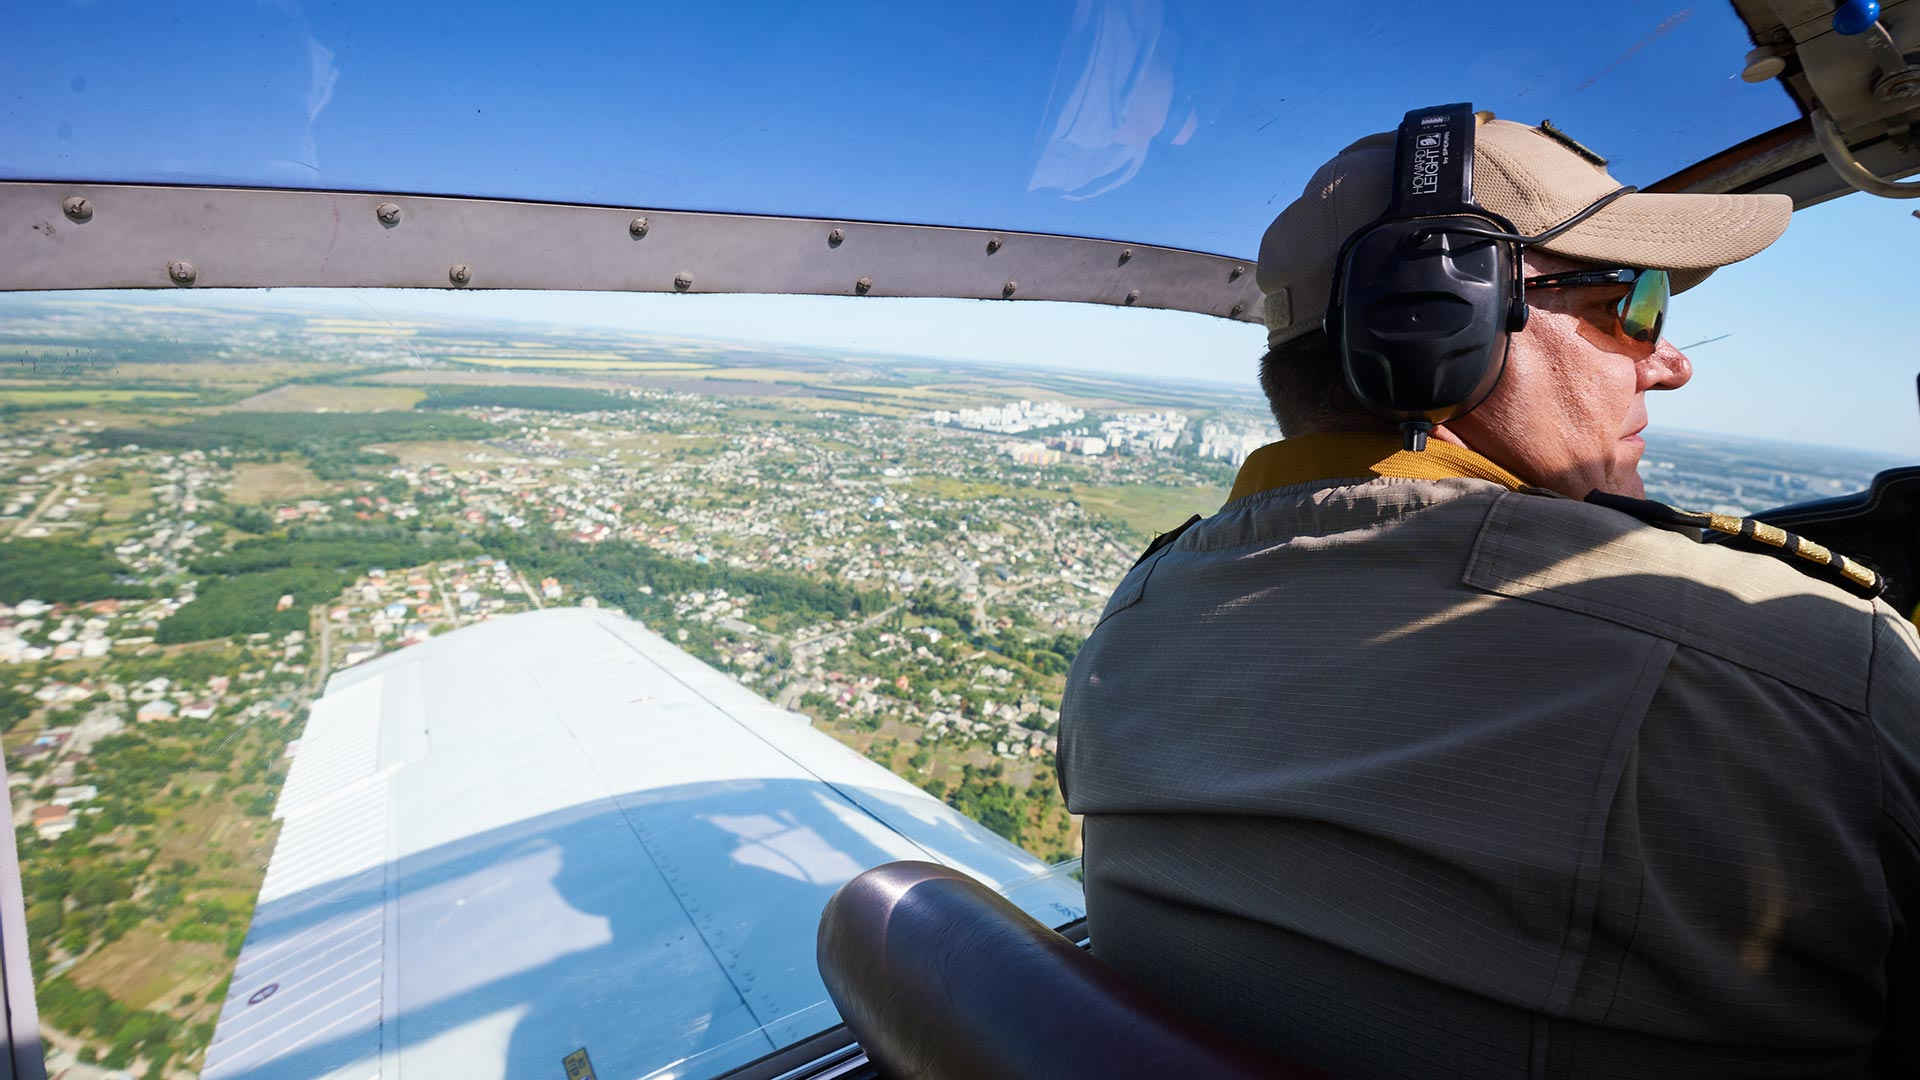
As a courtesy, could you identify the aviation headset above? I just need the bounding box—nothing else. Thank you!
[1327,103,1636,451]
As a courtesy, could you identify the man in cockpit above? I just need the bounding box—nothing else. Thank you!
[1058,114,1920,1077]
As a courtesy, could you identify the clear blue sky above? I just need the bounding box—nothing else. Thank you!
[5,0,1915,454]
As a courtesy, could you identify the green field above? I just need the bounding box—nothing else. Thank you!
[904,477,1221,537]
[0,389,198,405]
[1069,482,1226,539]
[446,355,712,371]
[906,476,1061,502]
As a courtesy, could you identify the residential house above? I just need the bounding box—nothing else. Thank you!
[32,805,73,840]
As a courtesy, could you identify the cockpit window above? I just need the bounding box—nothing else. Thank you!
[7,2,1795,252]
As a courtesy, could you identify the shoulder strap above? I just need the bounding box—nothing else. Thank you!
[1131,514,1202,570]
[1585,491,1885,600]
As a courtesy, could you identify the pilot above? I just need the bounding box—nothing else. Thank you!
[1057,113,1920,1077]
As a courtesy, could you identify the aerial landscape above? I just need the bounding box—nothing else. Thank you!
[0,292,1905,1078]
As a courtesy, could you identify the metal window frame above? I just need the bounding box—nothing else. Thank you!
[1647,117,1920,206]
[2,181,1263,324]
[0,744,46,1080]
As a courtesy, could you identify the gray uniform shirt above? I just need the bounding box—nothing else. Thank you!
[1059,474,1920,1078]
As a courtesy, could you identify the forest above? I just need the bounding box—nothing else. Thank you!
[89,411,496,454]
[155,567,350,643]
[484,529,884,632]
[188,535,472,577]
[417,385,644,413]
[937,762,1029,845]
[161,534,477,642]
[0,539,150,605]
[0,686,32,734]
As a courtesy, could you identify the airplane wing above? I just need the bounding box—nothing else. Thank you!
[198,607,1085,1080]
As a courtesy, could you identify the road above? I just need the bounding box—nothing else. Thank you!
[515,567,545,610]
[434,569,461,627]
[788,602,902,652]
[954,563,988,628]
[773,602,905,712]
[11,479,68,536]
[309,603,331,695]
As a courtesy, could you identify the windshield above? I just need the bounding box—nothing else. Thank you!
[6,1,1796,252]
[0,280,1906,1078]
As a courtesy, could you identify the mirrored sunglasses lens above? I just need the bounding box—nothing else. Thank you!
[1618,269,1669,342]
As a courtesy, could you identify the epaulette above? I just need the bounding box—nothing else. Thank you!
[1131,514,1201,569]
[1585,491,1886,600]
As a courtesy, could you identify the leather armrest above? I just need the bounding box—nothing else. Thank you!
[817,860,1322,1079]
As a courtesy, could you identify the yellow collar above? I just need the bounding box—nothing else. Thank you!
[1226,432,1527,503]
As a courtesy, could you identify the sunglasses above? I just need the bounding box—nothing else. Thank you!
[1521,267,1670,343]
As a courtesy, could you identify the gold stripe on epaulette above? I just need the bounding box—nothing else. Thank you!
[1837,556,1878,590]
[1592,493,1883,598]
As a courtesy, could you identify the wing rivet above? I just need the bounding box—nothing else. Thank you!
[1117,249,1132,265]
[62,196,92,223]
[986,237,1003,255]
[855,276,873,295]
[1002,280,1018,298]
[828,228,845,248]
[448,264,472,286]
[375,201,402,227]
[673,271,694,291]
[1125,289,1140,305]
[167,260,196,286]
[629,216,650,239]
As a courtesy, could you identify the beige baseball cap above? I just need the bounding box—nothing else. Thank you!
[1256,113,1791,348]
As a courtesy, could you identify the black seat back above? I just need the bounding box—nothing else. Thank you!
[817,860,1321,1079]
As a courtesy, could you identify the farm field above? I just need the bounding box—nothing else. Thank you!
[446,355,714,371]
[0,389,200,405]
[224,385,425,412]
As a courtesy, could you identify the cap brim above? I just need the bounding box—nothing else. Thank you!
[1538,191,1790,295]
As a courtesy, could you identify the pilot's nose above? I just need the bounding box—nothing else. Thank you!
[1641,337,1692,392]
